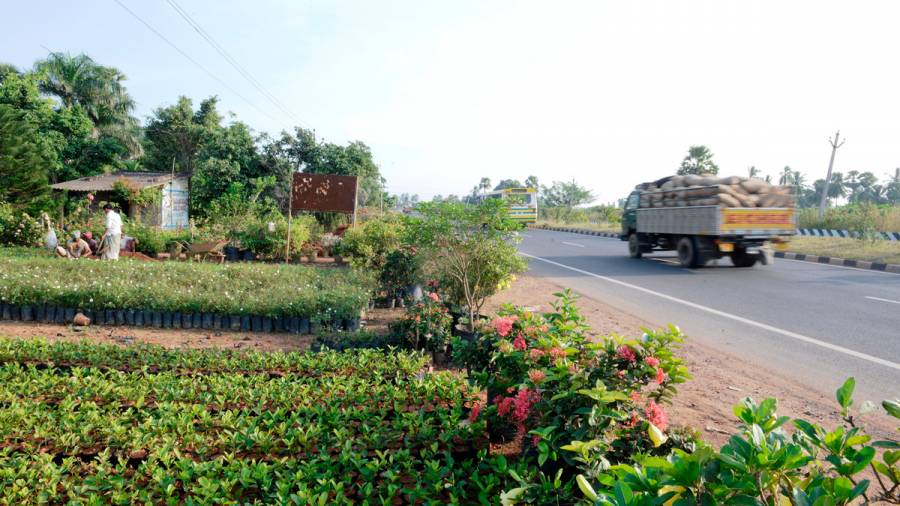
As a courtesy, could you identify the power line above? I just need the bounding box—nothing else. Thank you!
[110,0,281,124]
[164,0,308,129]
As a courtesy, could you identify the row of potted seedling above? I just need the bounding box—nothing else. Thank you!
[0,303,361,334]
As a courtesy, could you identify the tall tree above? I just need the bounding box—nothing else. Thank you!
[493,179,523,190]
[0,104,54,209]
[677,145,720,175]
[524,175,539,189]
[479,177,491,196]
[34,52,140,155]
[540,180,595,208]
[778,166,793,186]
[747,166,759,178]
[143,96,222,176]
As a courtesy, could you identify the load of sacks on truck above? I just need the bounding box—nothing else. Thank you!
[635,174,795,209]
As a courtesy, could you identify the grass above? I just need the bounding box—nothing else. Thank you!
[0,247,374,319]
[797,205,900,232]
[786,236,900,265]
[537,219,621,233]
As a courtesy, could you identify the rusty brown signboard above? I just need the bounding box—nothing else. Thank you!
[290,173,358,213]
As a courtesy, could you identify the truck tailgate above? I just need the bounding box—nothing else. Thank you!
[720,208,796,236]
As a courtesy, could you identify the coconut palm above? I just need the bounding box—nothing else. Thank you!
[33,52,141,155]
[778,166,793,186]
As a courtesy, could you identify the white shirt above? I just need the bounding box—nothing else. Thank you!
[105,210,123,235]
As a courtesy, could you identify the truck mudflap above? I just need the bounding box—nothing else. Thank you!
[720,208,796,236]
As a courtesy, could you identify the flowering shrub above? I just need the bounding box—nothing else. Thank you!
[0,203,43,247]
[391,291,452,354]
[576,378,900,505]
[476,290,692,503]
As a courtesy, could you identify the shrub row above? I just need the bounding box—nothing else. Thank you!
[0,249,373,321]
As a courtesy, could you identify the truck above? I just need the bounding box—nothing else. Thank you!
[620,187,797,268]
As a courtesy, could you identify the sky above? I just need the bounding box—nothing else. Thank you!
[5,0,900,203]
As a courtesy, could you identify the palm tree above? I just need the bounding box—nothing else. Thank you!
[34,52,141,156]
[748,166,759,178]
[778,166,793,186]
[677,145,719,175]
[478,177,491,197]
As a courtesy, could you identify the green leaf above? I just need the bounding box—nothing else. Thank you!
[576,475,599,502]
[836,377,855,410]
[500,487,527,506]
[883,399,900,419]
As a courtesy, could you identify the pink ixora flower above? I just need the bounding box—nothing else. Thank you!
[655,367,666,385]
[531,434,542,447]
[469,401,483,422]
[548,347,566,360]
[513,334,528,351]
[529,348,544,361]
[427,292,440,302]
[528,369,546,384]
[630,391,641,402]
[646,400,668,431]
[616,345,637,363]
[491,316,516,337]
[645,356,660,368]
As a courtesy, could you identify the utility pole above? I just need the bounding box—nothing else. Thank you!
[818,130,845,219]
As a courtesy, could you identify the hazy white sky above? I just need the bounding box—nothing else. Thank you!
[6,1,900,202]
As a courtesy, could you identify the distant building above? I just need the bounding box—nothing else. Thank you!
[50,172,189,229]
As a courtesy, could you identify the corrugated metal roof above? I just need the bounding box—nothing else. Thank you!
[50,172,186,192]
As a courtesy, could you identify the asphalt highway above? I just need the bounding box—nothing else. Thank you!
[518,228,900,403]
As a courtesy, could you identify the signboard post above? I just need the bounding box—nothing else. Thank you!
[288,173,359,261]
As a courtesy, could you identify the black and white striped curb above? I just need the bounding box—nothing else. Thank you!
[530,225,900,274]
[797,228,900,241]
[774,251,900,273]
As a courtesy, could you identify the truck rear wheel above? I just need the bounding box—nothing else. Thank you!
[730,248,758,267]
[677,237,700,268]
[628,233,642,259]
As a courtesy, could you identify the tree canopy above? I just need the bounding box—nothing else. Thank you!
[677,145,720,176]
[540,180,595,208]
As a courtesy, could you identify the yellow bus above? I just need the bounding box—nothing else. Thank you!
[480,187,538,224]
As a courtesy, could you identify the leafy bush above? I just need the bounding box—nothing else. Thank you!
[798,203,900,234]
[311,330,405,352]
[575,378,899,505]
[408,200,527,331]
[380,246,422,298]
[391,292,453,353]
[239,212,315,260]
[0,249,373,320]
[339,216,406,270]
[0,203,43,247]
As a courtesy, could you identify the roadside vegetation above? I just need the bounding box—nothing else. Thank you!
[786,236,900,265]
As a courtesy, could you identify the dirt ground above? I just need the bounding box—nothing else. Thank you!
[485,273,896,446]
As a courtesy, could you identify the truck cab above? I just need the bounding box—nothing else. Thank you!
[620,190,641,239]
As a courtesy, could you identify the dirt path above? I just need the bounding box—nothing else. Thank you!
[486,273,896,446]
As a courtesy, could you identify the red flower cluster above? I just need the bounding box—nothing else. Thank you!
[644,356,660,367]
[491,316,516,337]
[469,401,483,422]
[655,367,666,385]
[513,334,527,351]
[646,400,668,431]
[527,369,546,384]
[548,347,566,360]
[427,291,440,302]
[616,345,637,363]
[529,348,544,360]
[494,388,541,435]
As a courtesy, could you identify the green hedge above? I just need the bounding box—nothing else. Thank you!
[0,248,373,319]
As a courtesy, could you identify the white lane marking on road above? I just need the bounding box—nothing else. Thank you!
[561,241,585,248]
[520,252,900,371]
[865,296,900,305]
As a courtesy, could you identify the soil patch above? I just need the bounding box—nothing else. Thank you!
[486,273,896,446]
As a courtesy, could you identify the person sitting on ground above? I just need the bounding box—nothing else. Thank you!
[56,231,91,259]
[83,231,98,255]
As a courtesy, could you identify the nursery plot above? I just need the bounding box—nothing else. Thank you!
[0,248,373,323]
[0,339,500,505]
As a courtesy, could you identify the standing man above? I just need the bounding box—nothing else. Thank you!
[101,204,122,260]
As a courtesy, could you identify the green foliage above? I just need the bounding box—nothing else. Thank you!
[409,200,527,330]
[125,222,189,256]
[142,96,222,178]
[0,249,373,320]
[339,216,406,271]
[0,339,512,504]
[540,179,596,208]
[380,246,422,297]
[677,145,720,176]
[541,204,622,226]
[391,292,453,353]
[575,380,899,505]
[0,104,53,209]
[798,203,900,234]
[0,203,44,247]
